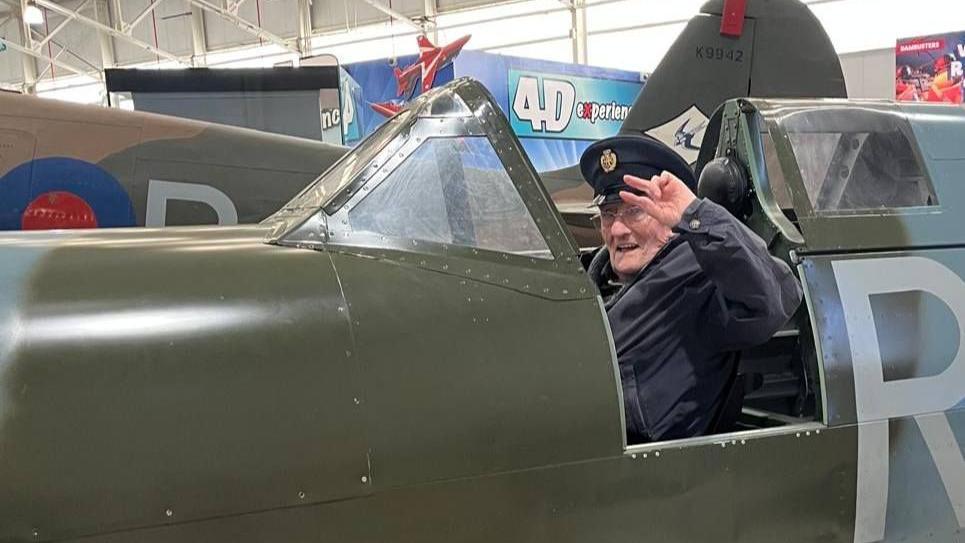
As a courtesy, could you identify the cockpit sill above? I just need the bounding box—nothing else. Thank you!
[623,421,827,456]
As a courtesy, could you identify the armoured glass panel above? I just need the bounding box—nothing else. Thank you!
[780,108,937,212]
[760,131,795,210]
[347,136,552,258]
[277,110,412,212]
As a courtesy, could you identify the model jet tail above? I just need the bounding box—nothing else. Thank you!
[542,0,847,211]
[417,35,438,62]
[418,34,471,92]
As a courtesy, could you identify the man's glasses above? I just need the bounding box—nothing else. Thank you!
[593,206,647,227]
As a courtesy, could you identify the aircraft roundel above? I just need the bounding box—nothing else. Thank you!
[0,157,135,230]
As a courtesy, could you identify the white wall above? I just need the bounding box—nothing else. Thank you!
[840,48,896,99]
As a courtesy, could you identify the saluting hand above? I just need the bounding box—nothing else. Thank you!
[619,171,697,228]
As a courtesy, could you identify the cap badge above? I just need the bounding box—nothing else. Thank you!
[600,149,618,173]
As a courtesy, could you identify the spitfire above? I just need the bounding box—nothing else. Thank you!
[0,92,345,230]
[1,75,965,542]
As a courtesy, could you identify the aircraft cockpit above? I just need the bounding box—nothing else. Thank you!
[702,99,960,251]
[698,98,965,432]
[265,79,965,451]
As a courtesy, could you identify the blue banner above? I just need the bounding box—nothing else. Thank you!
[339,67,365,145]
[346,49,644,173]
[508,69,643,141]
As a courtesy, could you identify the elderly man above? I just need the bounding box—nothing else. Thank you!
[582,135,803,444]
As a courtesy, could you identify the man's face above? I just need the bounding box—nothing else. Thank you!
[599,200,672,281]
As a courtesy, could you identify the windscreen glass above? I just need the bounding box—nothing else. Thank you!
[347,136,552,258]
[760,131,795,210]
[780,108,937,212]
[277,110,412,212]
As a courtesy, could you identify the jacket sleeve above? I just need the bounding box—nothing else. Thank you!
[674,198,803,350]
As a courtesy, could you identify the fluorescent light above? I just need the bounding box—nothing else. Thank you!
[24,4,44,26]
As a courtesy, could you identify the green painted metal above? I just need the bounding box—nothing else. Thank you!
[0,227,369,540]
[16,83,965,542]
[745,98,965,253]
[73,425,857,543]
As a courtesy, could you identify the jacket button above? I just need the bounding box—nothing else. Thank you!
[689,218,701,230]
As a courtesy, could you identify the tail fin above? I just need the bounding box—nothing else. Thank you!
[621,0,846,163]
[417,35,437,56]
[540,0,847,218]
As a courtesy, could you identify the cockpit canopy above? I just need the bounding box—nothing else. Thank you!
[711,98,965,252]
[265,78,574,262]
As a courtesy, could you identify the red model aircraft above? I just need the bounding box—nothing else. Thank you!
[417,34,471,92]
[374,34,473,117]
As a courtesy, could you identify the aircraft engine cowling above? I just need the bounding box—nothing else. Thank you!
[0,226,368,540]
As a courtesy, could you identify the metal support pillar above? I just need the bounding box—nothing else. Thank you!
[93,0,116,69]
[189,6,207,65]
[570,0,587,65]
[19,0,38,93]
[423,0,437,42]
[296,0,312,56]
[109,0,123,30]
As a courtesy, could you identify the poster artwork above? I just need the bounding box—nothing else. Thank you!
[896,32,965,104]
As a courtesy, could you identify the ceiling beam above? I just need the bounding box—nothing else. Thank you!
[0,34,97,81]
[47,35,102,72]
[34,0,93,51]
[125,0,164,33]
[32,0,188,65]
[33,42,64,80]
[225,0,249,16]
[357,0,422,31]
[188,0,299,54]
[31,18,104,74]
[33,34,103,81]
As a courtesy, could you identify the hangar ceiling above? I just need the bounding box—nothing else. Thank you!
[1,0,963,99]
[0,0,500,90]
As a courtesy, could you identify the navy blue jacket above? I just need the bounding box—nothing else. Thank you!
[589,199,803,443]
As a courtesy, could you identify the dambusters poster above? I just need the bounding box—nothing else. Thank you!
[896,31,964,103]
